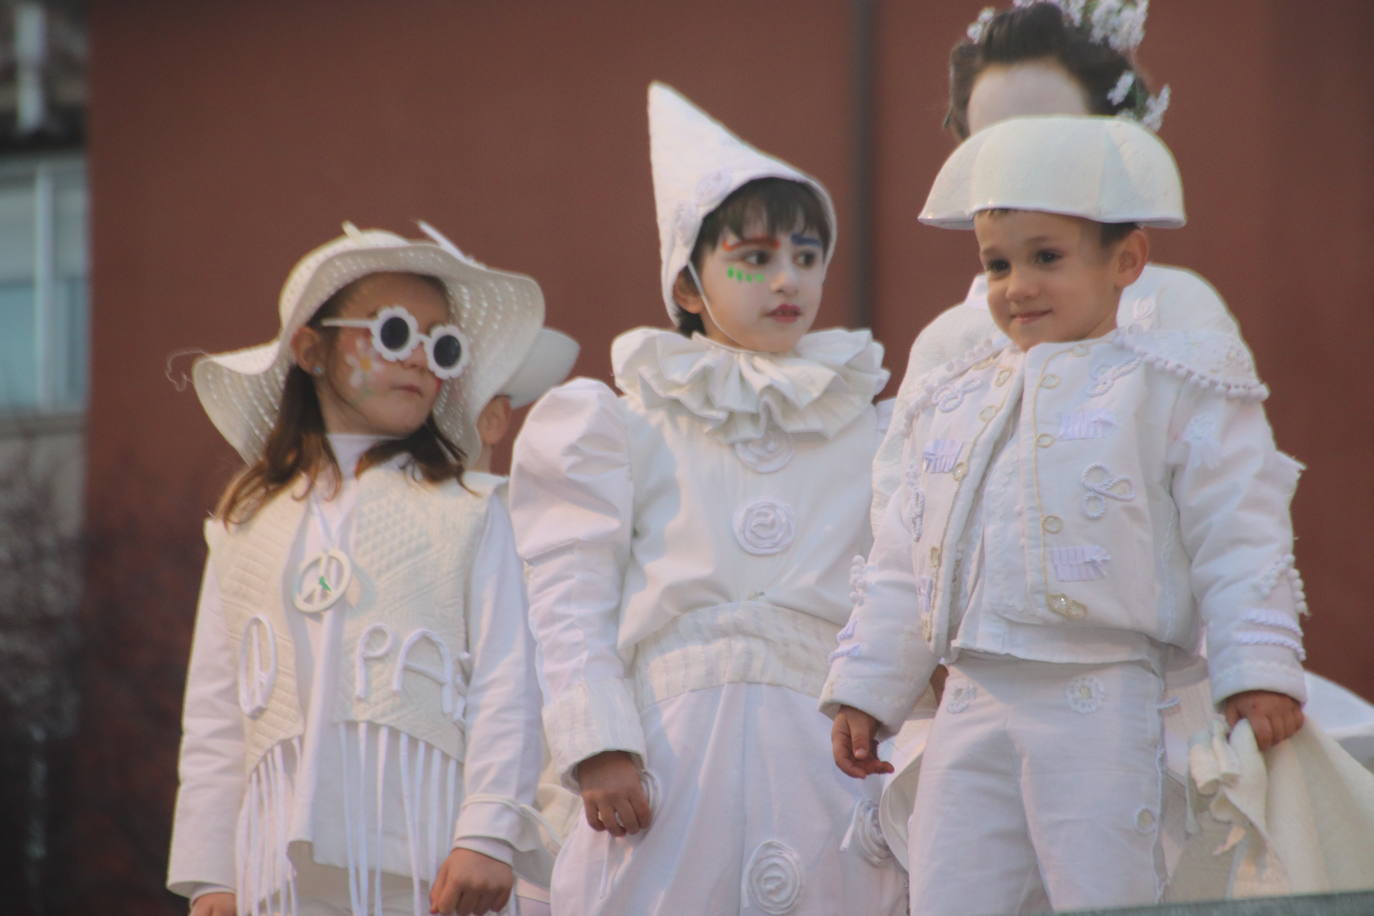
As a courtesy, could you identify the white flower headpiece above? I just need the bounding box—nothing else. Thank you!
[965,0,1171,130]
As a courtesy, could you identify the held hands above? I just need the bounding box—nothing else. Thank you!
[430,847,514,916]
[189,893,235,916]
[1224,689,1304,751]
[576,750,651,836]
[831,705,895,779]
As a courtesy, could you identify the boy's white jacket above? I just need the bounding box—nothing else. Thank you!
[821,324,1309,730]
[872,263,1241,535]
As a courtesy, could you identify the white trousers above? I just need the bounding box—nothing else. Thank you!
[549,682,907,915]
[907,657,1167,916]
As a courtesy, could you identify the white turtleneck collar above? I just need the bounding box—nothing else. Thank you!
[326,432,398,479]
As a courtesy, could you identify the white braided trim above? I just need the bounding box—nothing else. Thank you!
[1241,609,1303,638]
[1116,333,1268,401]
[1235,632,1306,661]
[902,339,1006,433]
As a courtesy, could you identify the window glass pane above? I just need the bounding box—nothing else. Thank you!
[0,160,88,413]
[0,281,39,408]
[54,168,87,276]
[52,277,87,408]
[52,168,89,409]
[0,179,36,282]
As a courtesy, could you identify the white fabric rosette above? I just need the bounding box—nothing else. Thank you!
[733,499,796,556]
[743,839,805,914]
[733,425,794,473]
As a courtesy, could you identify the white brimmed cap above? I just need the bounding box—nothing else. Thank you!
[192,222,544,463]
[499,328,579,409]
[920,115,1185,230]
[649,81,837,320]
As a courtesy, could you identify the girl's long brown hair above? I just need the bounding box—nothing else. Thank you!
[215,275,466,526]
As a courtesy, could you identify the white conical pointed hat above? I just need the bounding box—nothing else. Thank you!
[649,81,838,320]
[920,115,1185,230]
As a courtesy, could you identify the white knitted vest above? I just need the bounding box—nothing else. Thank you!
[210,470,490,773]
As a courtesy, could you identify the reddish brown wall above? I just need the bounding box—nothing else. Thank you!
[77,1,1373,911]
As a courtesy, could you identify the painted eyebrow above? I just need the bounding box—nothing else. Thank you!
[791,234,823,248]
[721,236,780,251]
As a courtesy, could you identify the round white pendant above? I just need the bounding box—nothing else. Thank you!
[293,548,352,613]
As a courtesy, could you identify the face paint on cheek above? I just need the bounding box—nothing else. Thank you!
[727,266,767,284]
[343,336,384,397]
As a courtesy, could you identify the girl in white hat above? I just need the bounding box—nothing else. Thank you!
[167,224,551,916]
[823,115,1309,914]
[507,84,908,914]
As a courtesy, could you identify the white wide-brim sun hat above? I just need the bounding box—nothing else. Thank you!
[919,115,1185,230]
[192,223,544,464]
[499,328,580,410]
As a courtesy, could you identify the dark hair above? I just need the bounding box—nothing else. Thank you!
[946,2,1152,140]
[1098,220,1140,247]
[216,273,467,525]
[671,177,832,336]
[977,207,1140,248]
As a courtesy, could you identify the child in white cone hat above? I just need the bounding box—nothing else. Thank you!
[822,115,1310,914]
[168,223,553,916]
[507,83,907,914]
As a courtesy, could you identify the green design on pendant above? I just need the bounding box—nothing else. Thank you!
[319,576,331,593]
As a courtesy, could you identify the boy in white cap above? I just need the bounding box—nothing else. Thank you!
[471,328,580,475]
[822,116,1308,914]
[509,83,907,914]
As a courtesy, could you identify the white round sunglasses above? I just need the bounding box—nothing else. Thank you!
[321,305,470,380]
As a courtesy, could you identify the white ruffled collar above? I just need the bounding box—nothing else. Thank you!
[611,326,888,443]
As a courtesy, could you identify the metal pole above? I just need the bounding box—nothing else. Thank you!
[850,0,876,329]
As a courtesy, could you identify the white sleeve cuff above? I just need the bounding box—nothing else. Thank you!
[452,836,515,868]
[543,677,646,790]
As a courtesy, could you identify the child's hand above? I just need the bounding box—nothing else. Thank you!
[576,750,651,836]
[1224,689,1304,751]
[190,892,235,916]
[930,664,949,703]
[429,847,514,915]
[832,705,894,779]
